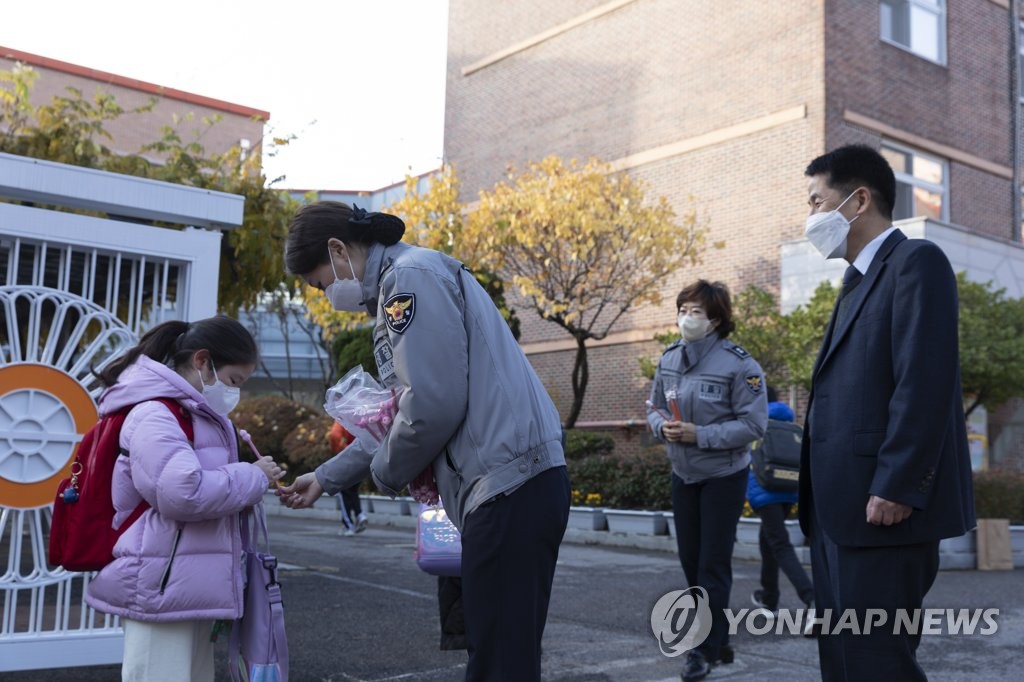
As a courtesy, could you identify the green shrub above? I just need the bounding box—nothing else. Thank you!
[333,326,376,380]
[281,415,337,478]
[233,395,319,460]
[973,469,1024,523]
[564,429,616,461]
[569,454,619,507]
[568,449,672,510]
[608,448,672,510]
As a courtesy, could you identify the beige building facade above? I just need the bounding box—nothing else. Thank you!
[0,45,267,165]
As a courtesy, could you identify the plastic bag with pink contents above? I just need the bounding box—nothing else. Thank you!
[323,366,439,505]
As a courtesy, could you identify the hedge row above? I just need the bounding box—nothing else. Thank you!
[226,410,1023,520]
[973,469,1024,524]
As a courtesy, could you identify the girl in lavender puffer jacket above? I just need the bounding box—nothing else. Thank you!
[84,316,285,682]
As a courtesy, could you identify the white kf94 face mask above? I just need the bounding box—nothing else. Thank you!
[324,246,364,312]
[677,314,712,342]
[804,189,861,259]
[199,360,240,415]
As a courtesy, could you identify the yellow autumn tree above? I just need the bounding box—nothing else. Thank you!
[389,165,464,255]
[465,155,709,427]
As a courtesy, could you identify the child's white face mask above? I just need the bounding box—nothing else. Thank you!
[199,360,240,415]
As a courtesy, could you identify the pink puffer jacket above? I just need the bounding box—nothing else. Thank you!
[84,355,269,622]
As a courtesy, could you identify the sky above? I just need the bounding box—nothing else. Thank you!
[1,0,450,191]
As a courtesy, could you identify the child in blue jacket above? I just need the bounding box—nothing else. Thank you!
[747,387,815,631]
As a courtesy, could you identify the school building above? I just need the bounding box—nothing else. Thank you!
[443,0,1024,467]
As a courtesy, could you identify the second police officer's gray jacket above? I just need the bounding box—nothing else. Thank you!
[314,241,566,531]
[646,333,768,483]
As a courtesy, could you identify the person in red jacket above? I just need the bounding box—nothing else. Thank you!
[327,421,368,535]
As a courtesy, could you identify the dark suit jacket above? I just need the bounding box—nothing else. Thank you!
[798,229,976,547]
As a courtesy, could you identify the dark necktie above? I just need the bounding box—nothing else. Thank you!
[834,265,863,331]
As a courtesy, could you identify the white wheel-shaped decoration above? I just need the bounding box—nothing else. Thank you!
[0,388,79,483]
[0,286,136,509]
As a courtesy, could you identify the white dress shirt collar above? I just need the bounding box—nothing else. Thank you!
[851,226,898,275]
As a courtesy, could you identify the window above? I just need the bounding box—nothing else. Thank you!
[880,0,946,64]
[1019,22,1024,103]
[880,143,948,222]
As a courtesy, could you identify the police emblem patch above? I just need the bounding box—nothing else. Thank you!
[744,375,763,395]
[383,293,415,334]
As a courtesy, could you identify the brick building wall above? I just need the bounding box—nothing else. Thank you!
[447,0,825,424]
[824,0,1016,239]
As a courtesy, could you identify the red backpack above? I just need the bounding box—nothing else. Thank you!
[49,398,193,572]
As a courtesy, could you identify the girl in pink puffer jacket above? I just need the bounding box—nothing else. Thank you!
[84,316,284,682]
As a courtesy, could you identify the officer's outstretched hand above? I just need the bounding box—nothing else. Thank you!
[277,472,323,509]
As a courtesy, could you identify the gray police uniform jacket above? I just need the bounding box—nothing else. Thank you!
[314,241,566,531]
[646,333,768,484]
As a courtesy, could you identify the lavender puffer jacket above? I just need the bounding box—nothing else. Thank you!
[84,355,269,622]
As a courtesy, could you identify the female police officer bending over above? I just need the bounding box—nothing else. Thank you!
[646,279,768,682]
[278,201,570,681]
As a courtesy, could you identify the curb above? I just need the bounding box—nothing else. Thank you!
[261,493,1002,569]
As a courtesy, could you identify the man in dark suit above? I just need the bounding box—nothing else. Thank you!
[799,144,975,681]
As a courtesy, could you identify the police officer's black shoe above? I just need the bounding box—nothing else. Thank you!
[681,650,711,682]
[716,644,734,664]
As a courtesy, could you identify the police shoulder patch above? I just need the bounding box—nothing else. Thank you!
[383,293,416,334]
[726,343,750,359]
[744,374,764,395]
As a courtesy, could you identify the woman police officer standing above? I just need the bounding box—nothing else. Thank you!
[277,201,570,681]
[646,279,768,682]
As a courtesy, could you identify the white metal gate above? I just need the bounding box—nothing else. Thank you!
[0,152,241,672]
[0,286,136,668]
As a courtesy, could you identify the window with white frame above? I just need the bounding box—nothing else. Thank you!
[880,142,948,222]
[880,0,946,64]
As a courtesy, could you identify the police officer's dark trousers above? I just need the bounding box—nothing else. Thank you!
[460,465,570,682]
[671,468,748,662]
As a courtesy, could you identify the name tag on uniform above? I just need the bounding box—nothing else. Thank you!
[374,336,395,382]
[698,382,725,401]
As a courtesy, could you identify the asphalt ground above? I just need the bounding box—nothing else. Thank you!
[3,512,1022,681]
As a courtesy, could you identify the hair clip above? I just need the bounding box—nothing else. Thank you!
[350,204,374,226]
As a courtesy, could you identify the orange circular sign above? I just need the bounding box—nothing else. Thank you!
[0,364,97,509]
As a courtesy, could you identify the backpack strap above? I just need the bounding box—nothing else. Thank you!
[118,399,194,531]
[153,398,195,443]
